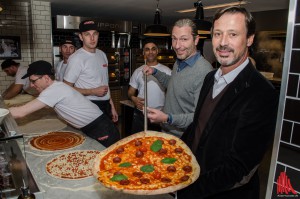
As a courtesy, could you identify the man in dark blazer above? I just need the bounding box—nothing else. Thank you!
[177,6,278,199]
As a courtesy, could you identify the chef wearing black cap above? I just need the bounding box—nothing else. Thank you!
[9,60,120,147]
[63,20,119,125]
[55,38,76,81]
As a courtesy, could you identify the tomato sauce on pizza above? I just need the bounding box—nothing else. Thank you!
[47,150,100,180]
[30,131,85,151]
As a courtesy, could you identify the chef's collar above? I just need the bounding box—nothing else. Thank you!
[176,51,201,72]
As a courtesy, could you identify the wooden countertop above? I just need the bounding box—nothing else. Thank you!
[120,100,134,108]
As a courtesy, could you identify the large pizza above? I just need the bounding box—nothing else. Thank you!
[29,131,85,151]
[93,131,200,195]
[46,150,100,180]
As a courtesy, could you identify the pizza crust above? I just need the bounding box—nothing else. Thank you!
[93,131,200,195]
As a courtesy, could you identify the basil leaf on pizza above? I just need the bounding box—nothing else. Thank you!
[161,157,177,164]
[111,174,128,181]
[140,164,154,173]
[150,140,163,152]
[93,131,200,195]
[119,162,132,167]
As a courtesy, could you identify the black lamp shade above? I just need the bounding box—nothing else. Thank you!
[194,19,212,35]
[194,1,212,35]
[144,9,170,37]
[144,24,170,36]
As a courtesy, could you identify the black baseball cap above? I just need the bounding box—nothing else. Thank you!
[59,38,76,47]
[79,20,98,32]
[1,59,20,70]
[22,60,54,79]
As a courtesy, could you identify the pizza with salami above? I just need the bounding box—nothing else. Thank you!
[93,131,200,195]
[46,150,100,180]
[29,131,85,151]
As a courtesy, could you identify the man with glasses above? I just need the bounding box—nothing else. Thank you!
[144,18,213,137]
[9,60,120,147]
[128,39,171,134]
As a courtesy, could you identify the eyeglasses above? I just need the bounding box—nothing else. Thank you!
[29,76,43,84]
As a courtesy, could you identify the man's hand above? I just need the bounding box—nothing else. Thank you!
[143,65,154,76]
[92,86,108,97]
[131,96,144,110]
[146,107,168,124]
[111,107,118,122]
[109,98,118,122]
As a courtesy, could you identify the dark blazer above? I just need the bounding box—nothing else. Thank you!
[178,62,278,199]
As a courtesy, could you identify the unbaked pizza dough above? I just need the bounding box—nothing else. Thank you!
[46,150,100,180]
[18,119,67,135]
[4,94,35,107]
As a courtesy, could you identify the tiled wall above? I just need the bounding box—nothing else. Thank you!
[267,0,300,198]
[30,1,52,63]
[0,0,52,94]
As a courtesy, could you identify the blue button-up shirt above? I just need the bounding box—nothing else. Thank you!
[176,51,201,72]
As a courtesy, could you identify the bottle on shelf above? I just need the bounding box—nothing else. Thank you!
[18,186,35,199]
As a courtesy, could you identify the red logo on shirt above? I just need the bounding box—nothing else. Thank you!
[103,64,108,67]
[84,21,95,25]
[276,171,298,197]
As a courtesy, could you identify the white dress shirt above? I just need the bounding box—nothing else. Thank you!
[212,59,249,98]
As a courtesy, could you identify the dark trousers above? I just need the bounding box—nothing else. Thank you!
[130,108,161,135]
[81,114,120,147]
[91,100,111,119]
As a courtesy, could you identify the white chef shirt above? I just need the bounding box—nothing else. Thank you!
[38,81,102,128]
[64,48,110,101]
[15,65,30,91]
[129,63,171,109]
[213,59,249,98]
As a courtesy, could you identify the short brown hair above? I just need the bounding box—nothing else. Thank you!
[212,6,256,38]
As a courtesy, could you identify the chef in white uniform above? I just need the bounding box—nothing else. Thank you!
[55,38,76,81]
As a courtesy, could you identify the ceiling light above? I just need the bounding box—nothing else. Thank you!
[144,0,170,37]
[177,1,249,13]
[0,3,3,12]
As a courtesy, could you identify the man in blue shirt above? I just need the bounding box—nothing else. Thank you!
[144,18,213,137]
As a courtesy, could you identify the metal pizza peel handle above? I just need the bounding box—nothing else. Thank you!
[144,56,148,133]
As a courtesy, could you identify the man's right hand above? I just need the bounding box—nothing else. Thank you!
[143,65,154,76]
[131,96,144,110]
[92,85,108,97]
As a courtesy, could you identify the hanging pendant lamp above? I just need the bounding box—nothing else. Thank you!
[144,0,170,37]
[193,1,212,36]
[0,2,3,12]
